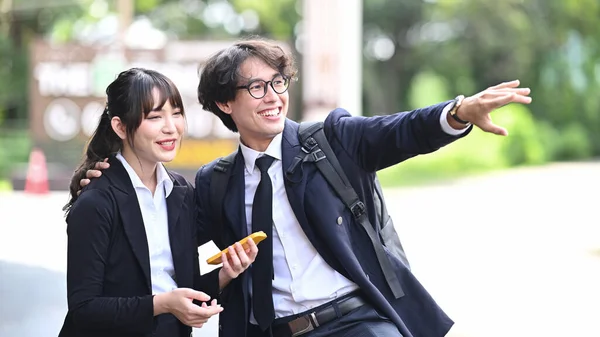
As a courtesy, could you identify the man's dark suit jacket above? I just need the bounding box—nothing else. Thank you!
[59,156,220,337]
[195,102,472,337]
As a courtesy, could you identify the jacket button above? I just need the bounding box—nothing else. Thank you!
[337,216,343,225]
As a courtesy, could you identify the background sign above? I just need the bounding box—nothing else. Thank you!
[28,39,239,173]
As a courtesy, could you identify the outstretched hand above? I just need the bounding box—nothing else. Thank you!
[455,80,532,136]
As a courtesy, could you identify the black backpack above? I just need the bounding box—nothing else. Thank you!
[209,121,408,299]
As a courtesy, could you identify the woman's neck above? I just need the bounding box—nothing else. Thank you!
[120,148,158,194]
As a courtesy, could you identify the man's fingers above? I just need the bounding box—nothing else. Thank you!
[79,178,90,188]
[478,121,508,136]
[482,88,530,102]
[491,93,533,109]
[234,243,250,267]
[94,161,110,170]
[488,79,520,90]
[489,87,531,96]
[513,94,532,104]
[486,93,513,109]
[85,169,102,179]
[221,252,230,269]
[227,245,242,268]
[246,238,258,260]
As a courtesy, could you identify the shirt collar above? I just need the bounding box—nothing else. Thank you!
[115,152,174,197]
[239,132,283,174]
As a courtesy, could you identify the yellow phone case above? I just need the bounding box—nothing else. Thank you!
[206,231,267,265]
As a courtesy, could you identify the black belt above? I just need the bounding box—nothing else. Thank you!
[272,294,366,337]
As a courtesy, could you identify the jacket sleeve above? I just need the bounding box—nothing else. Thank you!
[194,164,223,248]
[65,189,154,333]
[323,102,472,172]
[188,179,221,300]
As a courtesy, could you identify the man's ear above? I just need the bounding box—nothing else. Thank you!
[111,117,127,140]
[215,101,233,115]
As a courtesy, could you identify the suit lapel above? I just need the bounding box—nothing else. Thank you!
[223,151,248,240]
[166,180,187,286]
[106,157,152,292]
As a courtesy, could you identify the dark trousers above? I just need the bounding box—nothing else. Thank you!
[247,302,402,337]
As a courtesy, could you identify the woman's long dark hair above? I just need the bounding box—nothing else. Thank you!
[63,68,184,213]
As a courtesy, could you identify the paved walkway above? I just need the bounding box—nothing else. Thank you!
[1,162,598,337]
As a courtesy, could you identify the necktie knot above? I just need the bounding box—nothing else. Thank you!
[255,155,275,174]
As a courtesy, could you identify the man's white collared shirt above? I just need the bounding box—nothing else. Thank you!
[239,134,359,322]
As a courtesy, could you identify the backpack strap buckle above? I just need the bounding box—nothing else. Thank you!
[306,149,325,163]
[350,200,366,219]
[301,137,318,153]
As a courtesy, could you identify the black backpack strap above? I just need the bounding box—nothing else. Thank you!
[209,150,238,228]
[297,122,404,299]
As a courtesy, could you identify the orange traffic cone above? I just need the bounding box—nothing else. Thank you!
[24,148,49,195]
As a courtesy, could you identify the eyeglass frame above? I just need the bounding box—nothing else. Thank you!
[235,74,291,99]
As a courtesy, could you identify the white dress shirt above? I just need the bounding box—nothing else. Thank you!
[116,153,178,294]
[241,107,467,321]
[440,103,470,135]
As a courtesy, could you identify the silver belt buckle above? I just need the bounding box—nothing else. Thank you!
[291,312,320,337]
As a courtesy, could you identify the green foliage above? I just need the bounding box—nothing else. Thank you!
[2,0,600,187]
[407,71,449,109]
[232,0,299,39]
[554,123,593,160]
[0,180,11,191]
[378,126,509,186]
[362,0,600,184]
[0,129,31,179]
[494,104,548,166]
[0,35,28,121]
[378,102,547,187]
[137,0,161,13]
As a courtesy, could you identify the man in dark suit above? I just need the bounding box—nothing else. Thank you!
[193,38,531,337]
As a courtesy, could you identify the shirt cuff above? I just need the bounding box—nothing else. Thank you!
[440,102,470,135]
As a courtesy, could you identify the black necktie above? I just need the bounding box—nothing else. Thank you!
[252,155,275,331]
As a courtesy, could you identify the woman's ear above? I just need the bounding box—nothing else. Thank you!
[111,117,126,140]
[215,101,232,115]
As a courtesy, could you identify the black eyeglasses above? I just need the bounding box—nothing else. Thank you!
[236,75,290,99]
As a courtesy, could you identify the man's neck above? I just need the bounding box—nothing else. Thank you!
[239,135,276,153]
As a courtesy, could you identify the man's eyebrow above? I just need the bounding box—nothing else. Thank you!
[244,73,282,82]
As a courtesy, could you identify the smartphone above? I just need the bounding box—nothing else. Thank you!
[206,231,267,265]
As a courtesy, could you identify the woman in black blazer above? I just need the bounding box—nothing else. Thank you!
[59,68,257,337]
